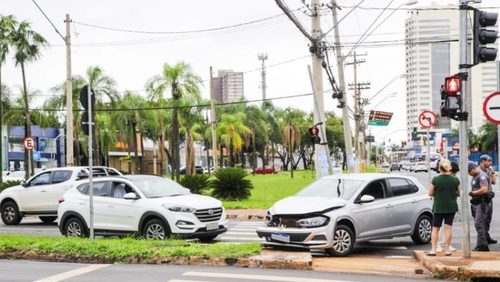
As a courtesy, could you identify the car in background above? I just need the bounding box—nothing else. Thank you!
[389,163,400,172]
[255,166,278,174]
[58,175,227,241]
[256,174,432,256]
[0,166,122,225]
[2,171,25,182]
[414,161,429,173]
[179,166,204,174]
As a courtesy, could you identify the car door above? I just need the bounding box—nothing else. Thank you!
[44,170,74,211]
[86,181,113,230]
[385,178,419,234]
[100,181,142,231]
[18,171,53,212]
[350,179,395,239]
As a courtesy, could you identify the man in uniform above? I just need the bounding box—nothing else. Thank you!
[479,155,497,244]
[468,161,490,251]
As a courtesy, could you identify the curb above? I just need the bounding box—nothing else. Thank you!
[0,249,312,271]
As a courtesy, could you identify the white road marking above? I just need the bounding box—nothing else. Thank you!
[33,264,110,282]
[215,236,264,241]
[169,280,210,282]
[385,255,414,259]
[182,271,354,282]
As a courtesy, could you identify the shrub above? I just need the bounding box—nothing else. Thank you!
[210,167,253,201]
[179,174,210,194]
[0,180,22,193]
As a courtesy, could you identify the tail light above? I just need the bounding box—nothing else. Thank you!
[58,197,65,204]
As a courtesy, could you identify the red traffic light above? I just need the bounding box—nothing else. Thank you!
[445,76,461,95]
[308,126,319,137]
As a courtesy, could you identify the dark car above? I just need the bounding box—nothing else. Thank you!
[390,163,400,172]
[179,165,204,174]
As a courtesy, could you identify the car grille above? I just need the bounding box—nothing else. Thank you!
[259,232,311,243]
[267,215,302,228]
[194,207,223,222]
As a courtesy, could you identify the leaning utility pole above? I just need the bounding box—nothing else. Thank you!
[331,0,354,173]
[258,53,268,101]
[210,67,218,170]
[65,14,74,166]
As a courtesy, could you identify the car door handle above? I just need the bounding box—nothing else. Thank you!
[40,190,47,193]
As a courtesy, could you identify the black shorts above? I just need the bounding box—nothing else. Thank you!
[432,213,455,228]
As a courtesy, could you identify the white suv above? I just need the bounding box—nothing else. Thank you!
[58,175,228,241]
[0,166,122,225]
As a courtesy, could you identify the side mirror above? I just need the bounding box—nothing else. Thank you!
[359,195,375,203]
[21,181,28,188]
[123,192,139,200]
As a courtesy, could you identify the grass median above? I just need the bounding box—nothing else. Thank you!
[0,234,260,262]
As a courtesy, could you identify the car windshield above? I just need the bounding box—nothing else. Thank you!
[296,177,364,200]
[127,175,190,198]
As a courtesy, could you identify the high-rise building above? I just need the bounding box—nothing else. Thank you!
[212,70,244,103]
[405,6,497,144]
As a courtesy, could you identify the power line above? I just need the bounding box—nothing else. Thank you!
[30,0,65,41]
[337,5,499,11]
[323,0,367,38]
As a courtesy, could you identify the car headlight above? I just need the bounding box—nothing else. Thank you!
[163,204,195,213]
[296,216,328,227]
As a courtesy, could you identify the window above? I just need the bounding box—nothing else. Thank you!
[29,172,51,186]
[360,180,386,200]
[76,181,111,197]
[92,168,107,177]
[52,170,72,183]
[111,182,134,198]
[107,168,121,176]
[388,178,418,197]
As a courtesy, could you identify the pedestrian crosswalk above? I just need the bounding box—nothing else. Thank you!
[216,220,265,243]
[168,271,353,282]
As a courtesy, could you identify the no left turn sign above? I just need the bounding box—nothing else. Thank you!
[418,111,437,129]
[483,91,500,125]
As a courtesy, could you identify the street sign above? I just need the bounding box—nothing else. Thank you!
[418,111,437,128]
[483,91,500,124]
[368,110,392,126]
[24,137,35,150]
[365,135,375,143]
[367,120,389,126]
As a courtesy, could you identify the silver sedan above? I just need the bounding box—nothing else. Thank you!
[256,173,432,256]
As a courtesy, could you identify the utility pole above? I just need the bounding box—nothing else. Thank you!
[65,14,74,166]
[258,53,268,101]
[458,0,471,258]
[210,67,218,170]
[497,61,500,179]
[330,0,354,173]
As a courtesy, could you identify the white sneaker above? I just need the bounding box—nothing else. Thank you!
[449,245,457,252]
[436,245,443,252]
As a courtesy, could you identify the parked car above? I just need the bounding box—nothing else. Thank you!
[389,163,400,172]
[0,166,122,225]
[409,161,417,172]
[2,171,25,182]
[58,175,227,241]
[255,166,278,174]
[414,161,429,173]
[256,173,432,256]
[179,166,204,174]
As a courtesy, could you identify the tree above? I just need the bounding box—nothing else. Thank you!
[10,20,47,178]
[217,112,251,167]
[178,95,203,176]
[146,62,202,181]
[274,107,306,173]
[243,105,268,174]
[479,122,497,152]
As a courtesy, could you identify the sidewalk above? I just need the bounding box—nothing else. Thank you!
[226,209,267,220]
[414,251,500,280]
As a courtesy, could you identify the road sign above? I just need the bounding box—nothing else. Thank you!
[418,111,437,128]
[367,120,389,126]
[24,137,35,150]
[368,110,393,121]
[483,91,500,124]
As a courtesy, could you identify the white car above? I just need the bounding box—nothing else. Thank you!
[57,175,227,241]
[414,161,429,173]
[2,171,26,182]
[0,166,122,225]
[256,174,432,256]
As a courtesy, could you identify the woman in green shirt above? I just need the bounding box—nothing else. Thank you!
[427,159,461,256]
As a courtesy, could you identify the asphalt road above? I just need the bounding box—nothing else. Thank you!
[0,260,430,282]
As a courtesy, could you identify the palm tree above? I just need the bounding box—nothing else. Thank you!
[142,101,162,174]
[178,96,203,176]
[146,62,202,181]
[0,15,16,181]
[11,21,47,178]
[479,122,497,152]
[217,112,251,167]
[243,105,268,174]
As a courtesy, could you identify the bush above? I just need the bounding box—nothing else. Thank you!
[179,174,210,194]
[0,180,22,193]
[210,167,253,201]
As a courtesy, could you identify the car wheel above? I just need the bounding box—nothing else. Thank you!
[198,235,218,243]
[64,217,88,238]
[143,219,171,240]
[327,224,355,257]
[411,214,432,244]
[39,216,57,223]
[1,201,22,225]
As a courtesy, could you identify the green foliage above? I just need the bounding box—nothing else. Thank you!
[210,167,253,201]
[179,174,210,194]
[0,180,22,193]
[0,235,260,260]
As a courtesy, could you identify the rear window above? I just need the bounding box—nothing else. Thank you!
[52,170,72,183]
[388,178,418,197]
[76,181,111,197]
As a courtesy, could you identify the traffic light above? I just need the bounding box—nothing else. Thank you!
[440,75,463,120]
[473,9,498,65]
[80,85,96,136]
[308,126,320,144]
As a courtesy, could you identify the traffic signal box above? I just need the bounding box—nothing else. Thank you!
[440,74,467,121]
[473,9,498,65]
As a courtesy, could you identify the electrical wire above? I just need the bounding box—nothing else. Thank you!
[323,0,367,38]
[31,0,65,41]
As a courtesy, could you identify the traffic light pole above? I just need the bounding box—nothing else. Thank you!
[459,0,471,258]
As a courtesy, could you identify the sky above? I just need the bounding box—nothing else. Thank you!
[2,0,500,146]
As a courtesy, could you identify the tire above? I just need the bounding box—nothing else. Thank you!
[198,235,218,243]
[64,217,88,238]
[327,224,355,257]
[411,214,432,244]
[39,216,57,223]
[143,219,171,240]
[1,201,22,225]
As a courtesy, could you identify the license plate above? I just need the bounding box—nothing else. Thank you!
[206,222,218,231]
[271,233,290,243]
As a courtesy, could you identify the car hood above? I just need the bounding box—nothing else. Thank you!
[0,185,24,194]
[153,194,222,209]
[269,196,347,215]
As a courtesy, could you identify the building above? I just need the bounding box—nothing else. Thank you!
[212,70,244,103]
[405,6,498,151]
